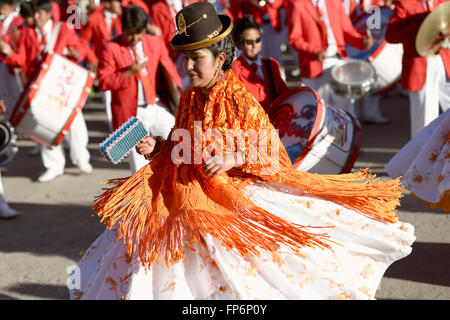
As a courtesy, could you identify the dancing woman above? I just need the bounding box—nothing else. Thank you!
[70,2,414,300]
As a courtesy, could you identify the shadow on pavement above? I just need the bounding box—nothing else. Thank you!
[5,283,68,300]
[385,241,450,287]
[0,203,105,261]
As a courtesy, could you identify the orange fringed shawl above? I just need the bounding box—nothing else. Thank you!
[93,70,403,268]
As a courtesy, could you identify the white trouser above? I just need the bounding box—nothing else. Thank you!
[41,111,90,173]
[128,99,175,174]
[407,55,450,139]
[356,94,384,121]
[0,173,6,205]
[0,63,21,118]
[102,90,112,131]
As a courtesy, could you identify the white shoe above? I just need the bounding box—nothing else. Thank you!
[78,163,93,174]
[38,169,63,182]
[0,203,18,219]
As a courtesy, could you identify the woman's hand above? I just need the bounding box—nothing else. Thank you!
[202,151,245,178]
[136,136,157,159]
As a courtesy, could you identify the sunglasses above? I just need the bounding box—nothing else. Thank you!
[242,37,262,45]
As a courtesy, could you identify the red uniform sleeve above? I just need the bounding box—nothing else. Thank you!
[3,28,31,68]
[286,2,320,59]
[97,42,131,91]
[79,20,98,64]
[339,2,365,50]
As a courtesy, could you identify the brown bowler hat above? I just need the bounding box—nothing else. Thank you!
[170,2,233,51]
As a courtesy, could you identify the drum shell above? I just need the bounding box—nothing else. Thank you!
[8,53,95,147]
[269,87,362,174]
[330,59,377,100]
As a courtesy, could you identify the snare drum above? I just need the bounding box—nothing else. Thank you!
[269,87,362,174]
[330,59,377,100]
[346,7,403,94]
[9,53,95,147]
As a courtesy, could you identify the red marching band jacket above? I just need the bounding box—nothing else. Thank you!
[97,33,182,130]
[385,0,450,92]
[232,55,289,112]
[0,13,23,75]
[286,0,365,79]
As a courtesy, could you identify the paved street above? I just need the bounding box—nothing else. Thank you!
[0,62,449,300]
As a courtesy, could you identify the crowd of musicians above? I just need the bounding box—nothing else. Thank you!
[0,0,449,219]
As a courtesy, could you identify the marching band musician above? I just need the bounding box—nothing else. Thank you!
[81,0,123,129]
[286,0,374,116]
[97,5,182,173]
[239,0,287,79]
[231,15,289,113]
[0,0,94,182]
[0,0,23,117]
[385,0,450,138]
[339,0,391,124]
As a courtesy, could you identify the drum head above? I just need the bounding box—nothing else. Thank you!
[347,8,393,60]
[330,59,377,99]
[269,87,323,165]
[331,59,376,86]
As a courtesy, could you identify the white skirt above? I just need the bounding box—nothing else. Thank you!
[385,109,449,205]
[69,181,415,300]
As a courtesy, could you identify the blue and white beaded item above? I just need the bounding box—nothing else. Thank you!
[99,117,149,164]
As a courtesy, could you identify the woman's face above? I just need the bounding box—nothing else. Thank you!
[183,48,224,90]
[239,28,262,60]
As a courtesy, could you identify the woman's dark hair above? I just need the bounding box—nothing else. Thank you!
[205,33,236,71]
[121,5,148,33]
[232,15,262,46]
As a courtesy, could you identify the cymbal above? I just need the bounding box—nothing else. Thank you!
[416,2,450,57]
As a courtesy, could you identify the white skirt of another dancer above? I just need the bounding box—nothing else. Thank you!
[69,180,415,300]
[386,109,449,210]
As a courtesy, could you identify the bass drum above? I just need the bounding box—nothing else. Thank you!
[346,7,403,94]
[269,87,362,174]
[0,121,18,167]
